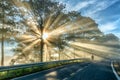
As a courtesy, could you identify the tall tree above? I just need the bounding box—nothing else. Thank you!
[0,0,21,66]
[9,0,103,64]
[28,0,65,62]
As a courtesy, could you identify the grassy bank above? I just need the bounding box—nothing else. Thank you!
[0,59,86,80]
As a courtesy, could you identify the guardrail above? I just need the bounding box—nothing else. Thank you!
[0,58,89,80]
[113,60,120,78]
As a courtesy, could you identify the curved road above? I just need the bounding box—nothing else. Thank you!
[12,61,117,80]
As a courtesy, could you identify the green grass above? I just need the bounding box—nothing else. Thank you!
[0,59,85,80]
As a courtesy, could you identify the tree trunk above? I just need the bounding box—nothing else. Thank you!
[1,33,4,66]
[40,40,44,62]
[40,24,44,62]
[1,0,4,66]
[40,0,45,62]
[30,0,44,62]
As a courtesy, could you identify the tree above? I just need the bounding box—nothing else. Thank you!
[29,0,66,62]
[96,33,119,42]
[0,0,22,66]
[105,33,119,42]
[0,0,14,66]
[9,0,103,64]
[10,0,66,62]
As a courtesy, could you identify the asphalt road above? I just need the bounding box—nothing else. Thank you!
[12,61,117,80]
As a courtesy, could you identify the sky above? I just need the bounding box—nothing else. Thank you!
[58,0,120,38]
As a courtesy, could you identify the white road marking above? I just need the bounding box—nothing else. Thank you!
[70,73,75,76]
[77,69,82,72]
[111,61,120,80]
[63,77,68,80]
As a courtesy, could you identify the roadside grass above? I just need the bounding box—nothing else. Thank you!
[0,59,85,80]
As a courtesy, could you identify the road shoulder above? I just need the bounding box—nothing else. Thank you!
[111,62,120,80]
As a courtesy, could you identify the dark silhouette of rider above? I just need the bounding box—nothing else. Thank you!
[91,54,94,60]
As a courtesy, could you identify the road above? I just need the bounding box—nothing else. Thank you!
[12,61,117,80]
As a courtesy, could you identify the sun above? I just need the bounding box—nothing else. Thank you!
[42,33,49,40]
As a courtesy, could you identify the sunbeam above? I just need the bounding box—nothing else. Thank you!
[69,41,120,59]
[22,39,40,53]
[5,0,119,65]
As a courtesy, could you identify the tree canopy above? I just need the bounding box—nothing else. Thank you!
[0,0,107,65]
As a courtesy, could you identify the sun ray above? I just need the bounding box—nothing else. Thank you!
[49,16,92,33]
[25,17,41,36]
[44,44,50,61]
[63,46,76,58]
[49,19,95,37]
[11,0,41,36]
[44,15,53,30]
[16,34,37,41]
[7,0,120,64]
[22,39,40,53]
[21,38,36,43]
[46,46,52,61]
[50,13,64,29]
[68,41,120,59]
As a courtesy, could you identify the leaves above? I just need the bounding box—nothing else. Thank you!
[4,0,103,64]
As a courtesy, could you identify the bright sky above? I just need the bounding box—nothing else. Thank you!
[0,41,17,57]
[58,0,120,38]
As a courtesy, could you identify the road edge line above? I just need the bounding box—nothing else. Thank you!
[111,61,120,80]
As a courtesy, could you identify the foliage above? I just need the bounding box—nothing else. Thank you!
[0,0,103,65]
